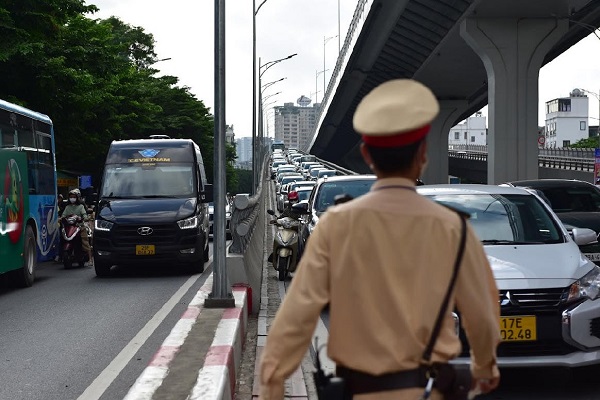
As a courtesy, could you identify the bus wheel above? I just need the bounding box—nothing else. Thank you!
[13,226,36,287]
[94,260,112,277]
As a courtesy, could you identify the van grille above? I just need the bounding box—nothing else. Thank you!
[112,224,179,245]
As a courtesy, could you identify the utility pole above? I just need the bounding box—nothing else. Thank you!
[205,0,234,308]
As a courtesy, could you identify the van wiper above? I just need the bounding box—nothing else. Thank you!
[140,195,178,198]
[481,239,543,245]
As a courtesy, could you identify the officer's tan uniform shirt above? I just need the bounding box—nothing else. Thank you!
[260,177,500,399]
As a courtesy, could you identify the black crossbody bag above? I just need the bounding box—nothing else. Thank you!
[313,214,470,400]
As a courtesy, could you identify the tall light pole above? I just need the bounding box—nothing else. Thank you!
[338,0,341,54]
[578,88,600,148]
[252,0,271,195]
[258,54,296,165]
[205,0,234,308]
[262,77,286,92]
[315,69,328,103]
[323,35,338,102]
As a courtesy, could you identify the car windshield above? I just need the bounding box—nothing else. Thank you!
[314,180,375,213]
[427,193,563,244]
[101,163,195,198]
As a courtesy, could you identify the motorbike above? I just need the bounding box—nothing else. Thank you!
[60,214,89,269]
[267,209,301,281]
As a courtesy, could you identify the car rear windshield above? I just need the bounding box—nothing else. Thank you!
[314,180,375,212]
[427,193,563,244]
[536,186,600,213]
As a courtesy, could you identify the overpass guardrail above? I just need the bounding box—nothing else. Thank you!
[449,145,596,172]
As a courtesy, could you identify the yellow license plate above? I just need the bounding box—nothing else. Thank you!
[136,244,155,255]
[500,316,536,342]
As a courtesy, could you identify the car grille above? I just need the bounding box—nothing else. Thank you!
[111,223,183,246]
[498,288,566,312]
[459,287,580,357]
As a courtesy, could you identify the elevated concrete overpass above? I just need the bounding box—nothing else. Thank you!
[305,0,600,184]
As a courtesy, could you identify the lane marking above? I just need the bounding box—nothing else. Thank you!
[77,256,213,400]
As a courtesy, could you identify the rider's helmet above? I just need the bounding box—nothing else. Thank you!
[68,188,82,204]
[287,191,299,204]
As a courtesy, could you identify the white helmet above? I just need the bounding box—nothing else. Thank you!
[69,188,81,197]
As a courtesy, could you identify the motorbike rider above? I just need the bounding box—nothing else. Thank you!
[59,189,93,267]
[268,190,301,264]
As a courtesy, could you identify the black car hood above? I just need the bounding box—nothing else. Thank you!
[558,212,600,233]
[98,197,197,224]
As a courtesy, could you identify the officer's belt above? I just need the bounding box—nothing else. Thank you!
[336,365,429,394]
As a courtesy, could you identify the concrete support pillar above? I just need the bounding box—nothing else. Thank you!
[422,100,468,184]
[461,18,568,184]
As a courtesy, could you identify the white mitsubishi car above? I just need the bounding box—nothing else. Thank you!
[417,184,600,368]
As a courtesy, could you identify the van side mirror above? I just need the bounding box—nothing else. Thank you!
[202,183,213,203]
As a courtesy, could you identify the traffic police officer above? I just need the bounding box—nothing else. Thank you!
[259,79,501,399]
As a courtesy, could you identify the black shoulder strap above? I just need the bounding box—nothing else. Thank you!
[422,215,467,363]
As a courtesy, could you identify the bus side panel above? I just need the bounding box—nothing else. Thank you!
[0,151,29,273]
[29,194,59,262]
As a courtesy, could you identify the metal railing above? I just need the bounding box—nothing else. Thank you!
[448,145,596,172]
[230,153,269,254]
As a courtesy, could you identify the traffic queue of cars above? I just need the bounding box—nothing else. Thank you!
[268,151,600,372]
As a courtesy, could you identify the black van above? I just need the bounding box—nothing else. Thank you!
[93,136,212,276]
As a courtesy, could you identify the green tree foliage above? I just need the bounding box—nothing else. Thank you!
[0,2,237,187]
[569,137,599,149]
[233,169,253,194]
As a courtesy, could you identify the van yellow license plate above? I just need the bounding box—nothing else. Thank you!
[500,316,536,341]
[136,245,155,255]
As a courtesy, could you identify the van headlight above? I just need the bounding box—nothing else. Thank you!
[178,215,198,229]
[95,219,114,232]
[568,266,600,302]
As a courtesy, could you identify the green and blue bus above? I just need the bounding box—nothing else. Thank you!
[0,99,58,287]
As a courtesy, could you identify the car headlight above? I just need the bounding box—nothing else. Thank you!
[95,219,114,232]
[178,215,198,229]
[568,266,600,302]
[226,212,231,218]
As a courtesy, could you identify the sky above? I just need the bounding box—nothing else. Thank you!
[88,0,600,137]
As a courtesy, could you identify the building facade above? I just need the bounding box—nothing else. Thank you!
[544,89,589,148]
[448,112,487,146]
[235,136,252,170]
[274,96,320,150]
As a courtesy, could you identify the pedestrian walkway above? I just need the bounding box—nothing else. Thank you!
[250,226,314,399]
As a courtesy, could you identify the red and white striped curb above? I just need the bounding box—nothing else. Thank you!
[123,273,248,400]
[189,287,247,400]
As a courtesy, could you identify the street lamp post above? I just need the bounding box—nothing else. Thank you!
[323,35,338,102]
[256,54,296,169]
[579,88,600,148]
[252,0,271,195]
[315,69,328,103]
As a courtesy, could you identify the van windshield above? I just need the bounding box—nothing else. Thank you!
[101,163,196,198]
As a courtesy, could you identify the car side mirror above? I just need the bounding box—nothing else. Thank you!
[201,183,213,203]
[291,202,309,215]
[572,227,598,246]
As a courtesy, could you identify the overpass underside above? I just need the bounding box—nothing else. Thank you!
[308,0,600,184]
